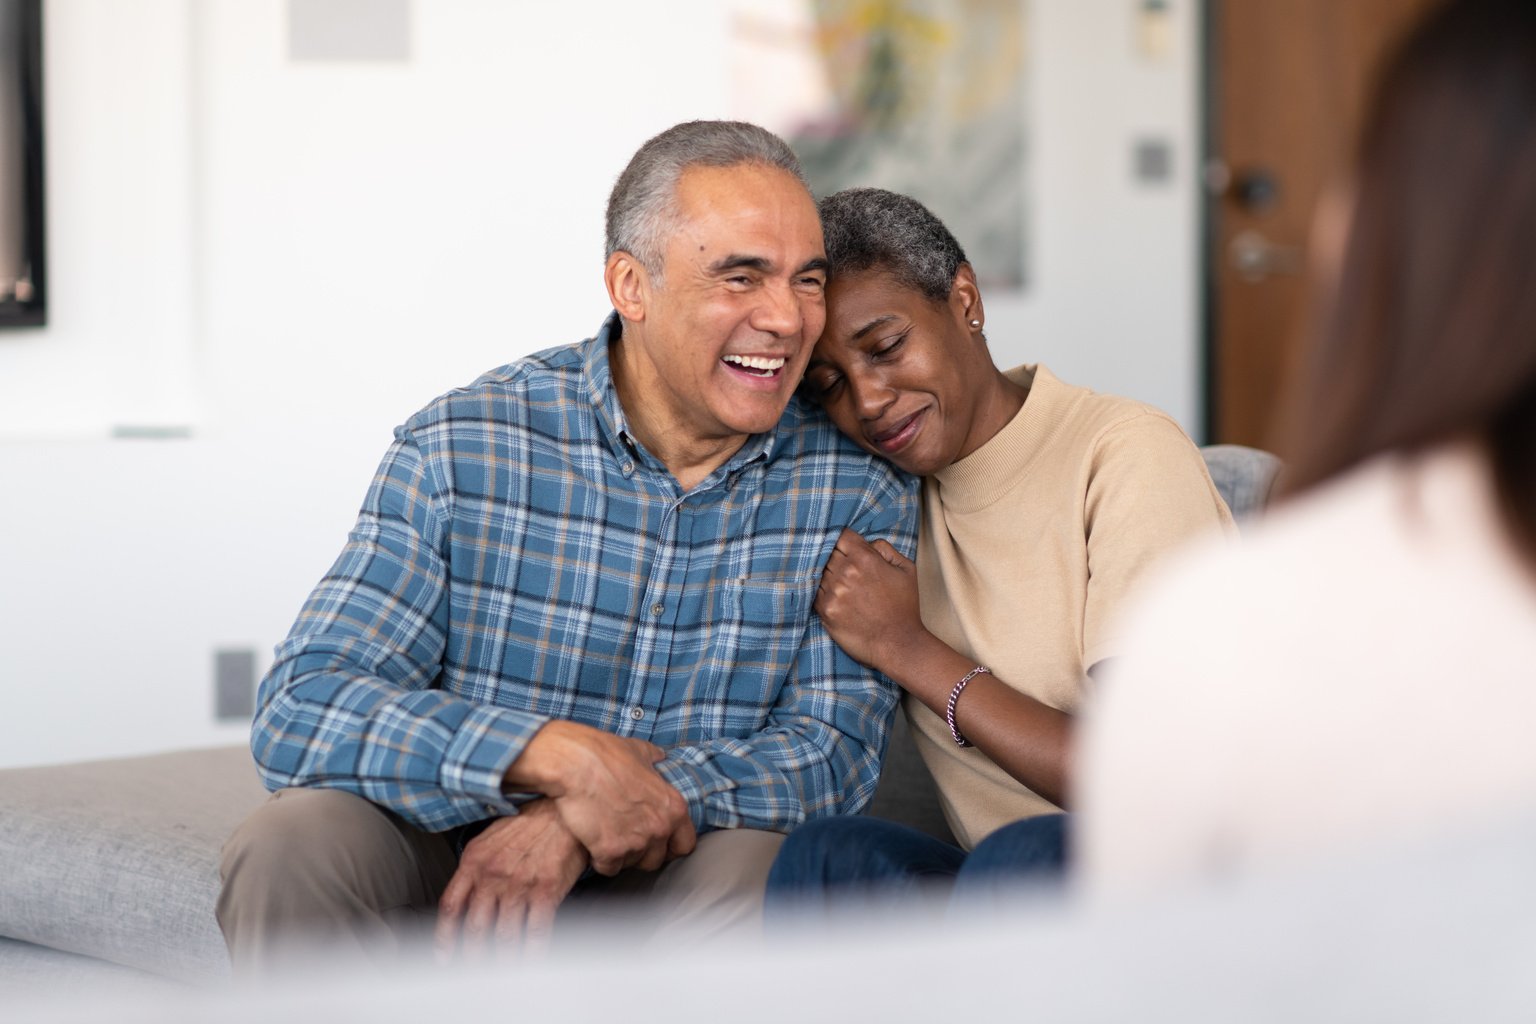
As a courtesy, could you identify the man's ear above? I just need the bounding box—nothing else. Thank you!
[949,262,983,330]
[605,251,650,322]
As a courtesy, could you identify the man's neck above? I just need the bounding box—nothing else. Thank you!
[609,333,752,493]
[625,406,750,493]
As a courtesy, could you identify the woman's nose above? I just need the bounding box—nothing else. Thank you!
[849,371,895,420]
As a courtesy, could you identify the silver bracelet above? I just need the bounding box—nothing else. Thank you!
[945,666,989,747]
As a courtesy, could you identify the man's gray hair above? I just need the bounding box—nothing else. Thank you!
[605,120,809,277]
[818,188,969,302]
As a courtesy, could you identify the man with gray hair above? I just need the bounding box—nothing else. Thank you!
[217,120,917,972]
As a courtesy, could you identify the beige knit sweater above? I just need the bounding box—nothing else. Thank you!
[909,364,1234,848]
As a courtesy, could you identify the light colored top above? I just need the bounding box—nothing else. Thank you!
[1079,441,1536,898]
[911,364,1234,848]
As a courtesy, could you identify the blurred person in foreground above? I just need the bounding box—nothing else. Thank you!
[1078,0,1536,896]
[765,188,1234,914]
[216,121,917,974]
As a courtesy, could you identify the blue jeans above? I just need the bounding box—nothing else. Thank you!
[764,813,1068,923]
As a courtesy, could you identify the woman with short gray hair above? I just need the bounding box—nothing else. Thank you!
[766,187,1233,912]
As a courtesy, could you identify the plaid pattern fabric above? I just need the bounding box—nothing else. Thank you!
[254,315,918,833]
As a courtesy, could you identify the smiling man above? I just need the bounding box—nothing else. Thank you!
[215,121,917,974]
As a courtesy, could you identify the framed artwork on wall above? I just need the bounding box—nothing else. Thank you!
[731,0,1030,292]
[1,0,44,328]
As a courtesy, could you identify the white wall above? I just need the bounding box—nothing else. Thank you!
[0,0,1201,769]
[998,0,1202,417]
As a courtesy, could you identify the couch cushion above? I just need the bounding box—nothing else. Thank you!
[865,713,956,844]
[1200,443,1282,523]
[0,936,172,996]
[0,745,268,983]
[1,735,956,981]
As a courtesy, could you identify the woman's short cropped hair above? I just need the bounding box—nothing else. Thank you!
[818,188,969,303]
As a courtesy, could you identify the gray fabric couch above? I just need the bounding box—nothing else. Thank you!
[0,729,948,990]
[0,746,266,988]
[0,445,1280,991]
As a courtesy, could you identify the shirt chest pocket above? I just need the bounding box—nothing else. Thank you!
[708,571,821,689]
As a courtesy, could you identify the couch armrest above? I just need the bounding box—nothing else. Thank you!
[0,745,268,983]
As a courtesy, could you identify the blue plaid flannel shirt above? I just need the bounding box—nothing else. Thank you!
[253,314,919,833]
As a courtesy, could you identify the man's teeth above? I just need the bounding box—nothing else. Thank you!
[723,355,785,375]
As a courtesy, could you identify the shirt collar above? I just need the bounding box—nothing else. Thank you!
[581,312,779,479]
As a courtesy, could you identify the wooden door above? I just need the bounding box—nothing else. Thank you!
[1207,0,1440,448]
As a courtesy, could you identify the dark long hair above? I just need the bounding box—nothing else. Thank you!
[1275,0,1536,561]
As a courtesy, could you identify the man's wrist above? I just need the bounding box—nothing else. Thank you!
[513,798,593,870]
[648,757,704,829]
[503,721,580,796]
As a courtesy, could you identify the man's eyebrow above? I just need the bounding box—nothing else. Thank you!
[851,314,901,342]
[707,254,773,274]
[704,255,831,276]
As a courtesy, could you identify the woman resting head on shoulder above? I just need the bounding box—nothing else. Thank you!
[766,188,1234,915]
[1078,0,1536,898]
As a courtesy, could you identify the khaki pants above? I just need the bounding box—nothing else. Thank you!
[217,788,784,978]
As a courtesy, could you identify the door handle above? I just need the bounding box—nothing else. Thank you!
[1228,230,1302,281]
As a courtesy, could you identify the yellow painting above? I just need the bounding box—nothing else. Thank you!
[732,0,1029,289]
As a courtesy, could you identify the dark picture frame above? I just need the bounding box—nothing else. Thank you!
[1,0,45,328]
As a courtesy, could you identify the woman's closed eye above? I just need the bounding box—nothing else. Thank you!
[803,371,844,402]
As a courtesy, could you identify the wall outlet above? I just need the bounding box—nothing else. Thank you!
[214,649,258,721]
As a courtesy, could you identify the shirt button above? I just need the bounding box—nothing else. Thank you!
[629,707,645,721]
[621,460,634,474]
[651,602,664,616]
